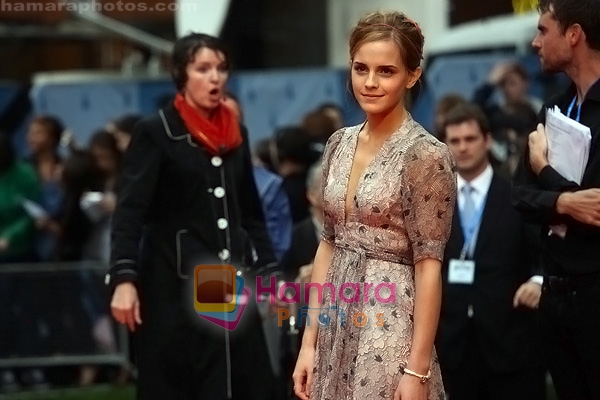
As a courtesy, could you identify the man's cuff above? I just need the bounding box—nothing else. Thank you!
[538,165,579,191]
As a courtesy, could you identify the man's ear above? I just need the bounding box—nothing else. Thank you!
[568,23,585,47]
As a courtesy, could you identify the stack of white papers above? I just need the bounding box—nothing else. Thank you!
[21,199,48,220]
[545,106,591,184]
[545,106,592,238]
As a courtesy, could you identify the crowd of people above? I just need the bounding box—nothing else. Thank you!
[0,114,140,390]
[1,0,600,399]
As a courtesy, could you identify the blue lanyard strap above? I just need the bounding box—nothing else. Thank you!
[459,194,487,259]
[567,95,582,122]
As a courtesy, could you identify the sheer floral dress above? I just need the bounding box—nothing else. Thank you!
[311,115,456,400]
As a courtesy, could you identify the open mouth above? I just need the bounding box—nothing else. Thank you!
[209,88,220,96]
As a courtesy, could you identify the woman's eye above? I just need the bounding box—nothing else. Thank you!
[354,65,367,73]
[380,68,393,75]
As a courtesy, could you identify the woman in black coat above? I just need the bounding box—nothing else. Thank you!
[107,33,277,400]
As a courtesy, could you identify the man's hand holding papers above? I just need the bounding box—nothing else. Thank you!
[528,107,593,237]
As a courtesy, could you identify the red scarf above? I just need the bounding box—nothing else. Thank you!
[174,93,242,156]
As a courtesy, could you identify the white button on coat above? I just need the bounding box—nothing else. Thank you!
[217,218,228,230]
[214,187,225,198]
[211,156,223,167]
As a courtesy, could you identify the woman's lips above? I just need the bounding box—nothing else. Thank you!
[361,93,383,99]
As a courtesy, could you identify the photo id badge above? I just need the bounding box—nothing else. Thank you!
[448,259,475,284]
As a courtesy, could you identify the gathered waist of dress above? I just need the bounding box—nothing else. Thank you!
[334,241,412,266]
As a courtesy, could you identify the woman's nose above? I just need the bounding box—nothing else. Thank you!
[365,72,378,88]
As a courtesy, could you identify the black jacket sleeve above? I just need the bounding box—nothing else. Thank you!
[108,120,163,290]
[511,144,580,225]
[511,95,581,225]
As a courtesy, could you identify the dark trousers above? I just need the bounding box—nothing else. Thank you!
[539,279,600,400]
[443,326,546,400]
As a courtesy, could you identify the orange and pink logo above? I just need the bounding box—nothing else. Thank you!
[193,265,252,330]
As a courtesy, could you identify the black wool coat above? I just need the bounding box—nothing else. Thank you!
[108,103,277,400]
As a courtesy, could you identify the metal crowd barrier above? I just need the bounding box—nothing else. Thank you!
[0,261,129,369]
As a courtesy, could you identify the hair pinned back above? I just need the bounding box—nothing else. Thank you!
[349,11,424,71]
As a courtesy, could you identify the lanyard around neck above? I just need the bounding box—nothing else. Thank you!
[567,95,582,122]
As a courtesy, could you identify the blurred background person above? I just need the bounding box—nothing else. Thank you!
[473,61,542,139]
[223,90,292,261]
[25,115,65,263]
[279,159,323,399]
[492,101,538,178]
[316,102,344,133]
[273,126,315,224]
[280,160,323,283]
[223,89,292,393]
[52,150,102,385]
[252,137,278,173]
[0,132,41,392]
[81,130,123,379]
[106,114,142,154]
[437,102,545,400]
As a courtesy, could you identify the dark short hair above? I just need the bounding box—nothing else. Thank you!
[317,102,343,115]
[253,138,276,172]
[302,110,337,141]
[538,0,600,51]
[171,33,231,92]
[61,150,99,195]
[502,63,530,83]
[88,129,122,167]
[274,126,314,167]
[31,115,64,148]
[435,93,467,115]
[440,103,490,142]
[111,114,142,135]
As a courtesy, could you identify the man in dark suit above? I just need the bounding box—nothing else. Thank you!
[280,161,323,283]
[436,103,546,400]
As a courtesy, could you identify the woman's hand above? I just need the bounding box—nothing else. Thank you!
[292,345,315,400]
[393,373,428,400]
[110,282,142,332]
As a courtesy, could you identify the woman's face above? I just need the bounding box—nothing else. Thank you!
[27,122,54,154]
[183,47,229,118]
[351,40,421,117]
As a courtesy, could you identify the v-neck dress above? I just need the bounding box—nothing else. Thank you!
[311,115,456,400]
